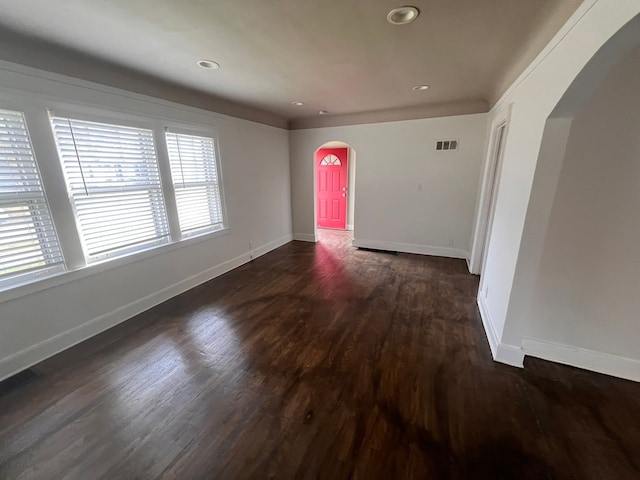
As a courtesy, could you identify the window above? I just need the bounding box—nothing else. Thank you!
[320,154,341,166]
[50,115,169,261]
[0,109,64,287]
[0,100,230,295]
[165,131,224,236]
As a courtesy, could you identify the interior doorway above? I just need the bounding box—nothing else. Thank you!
[479,120,508,273]
[314,141,356,233]
[468,109,511,275]
[316,147,348,229]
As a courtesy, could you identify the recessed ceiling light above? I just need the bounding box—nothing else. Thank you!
[387,6,420,25]
[291,101,304,106]
[318,110,328,115]
[412,85,430,91]
[197,60,219,69]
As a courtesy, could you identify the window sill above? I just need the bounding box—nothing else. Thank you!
[0,227,230,304]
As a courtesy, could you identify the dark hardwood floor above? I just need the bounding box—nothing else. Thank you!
[1,229,639,479]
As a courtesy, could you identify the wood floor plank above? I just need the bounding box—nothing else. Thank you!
[0,229,639,479]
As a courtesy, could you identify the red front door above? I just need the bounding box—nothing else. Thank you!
[316,147,348,230]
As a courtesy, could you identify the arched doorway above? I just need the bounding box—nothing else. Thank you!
[313,141,356,238]
[480,10,640,379]
[519,27,640,382]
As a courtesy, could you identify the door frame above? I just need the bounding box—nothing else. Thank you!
[468,104,512,274]
[315,147,349,230]
[312,141,355,239]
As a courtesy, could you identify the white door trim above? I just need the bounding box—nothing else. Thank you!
[468,104,512,275]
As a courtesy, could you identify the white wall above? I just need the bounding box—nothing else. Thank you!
[290,114,487,258]
[523,45,640,380]
[0,61,292,381]
[474,0,640,367]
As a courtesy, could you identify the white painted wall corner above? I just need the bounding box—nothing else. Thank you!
[477,293,524,367]
[466,258,476,275]
[293,233,317,242]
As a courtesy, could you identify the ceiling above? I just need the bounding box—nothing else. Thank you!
[0,0,583,129]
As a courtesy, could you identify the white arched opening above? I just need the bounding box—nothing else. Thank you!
[313,141,356,239]
[476,6,640,379]
[519,28,640,382]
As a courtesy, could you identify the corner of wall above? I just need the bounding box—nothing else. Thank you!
[477,293,524,368]
[293,233,317,242]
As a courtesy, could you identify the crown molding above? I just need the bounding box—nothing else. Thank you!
[289,99,489,130]
[0,29,491,131]
[0,29,288,129]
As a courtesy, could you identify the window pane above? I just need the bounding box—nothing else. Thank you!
[0,109,64,285]
[166,132,224,235]
[50,116,169,260]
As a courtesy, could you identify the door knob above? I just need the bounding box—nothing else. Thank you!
[342,193,346,197]
[342,187,347,191]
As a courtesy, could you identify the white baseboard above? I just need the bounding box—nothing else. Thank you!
[352,238,468,259]
[477,294,524,367]
[496,343,526,367]
[293,233,317,242]
[251,234,292,258]
[0,233,293,382]
[346,224,354,231]
[522,337,640,383]
[466,258,473,274]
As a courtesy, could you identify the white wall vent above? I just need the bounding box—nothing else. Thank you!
[436,139,459,151]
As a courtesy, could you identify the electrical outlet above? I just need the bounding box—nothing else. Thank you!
[484,286,489,298]
[249,241,253,249]
[417,183,422,191]
[448,237,453,247]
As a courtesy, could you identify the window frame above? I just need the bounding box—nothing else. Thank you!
[49,111,172,263]
[164,126,227,239]
[0,107,66,291]
[0,94,230,300]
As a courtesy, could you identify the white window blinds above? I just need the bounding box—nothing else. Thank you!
[0,109,64,285]
[165,132,224,236]
[50,116,169,260]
